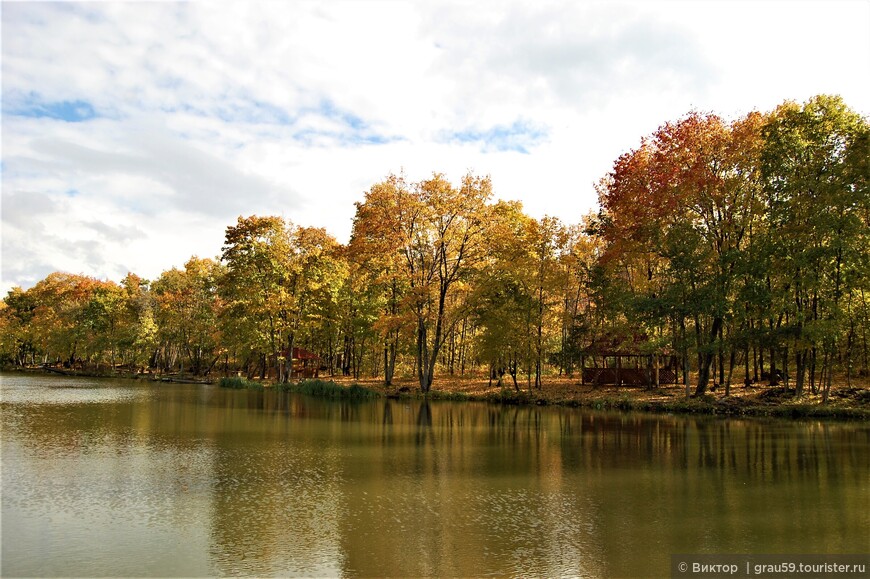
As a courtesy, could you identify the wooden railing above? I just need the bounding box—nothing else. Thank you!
[582,367,678,386]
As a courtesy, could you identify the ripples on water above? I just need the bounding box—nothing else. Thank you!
[1,374,144,404]
[2,374,868,577]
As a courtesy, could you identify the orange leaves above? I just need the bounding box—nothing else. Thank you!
[598,110,767,264]
[348,173,413,271]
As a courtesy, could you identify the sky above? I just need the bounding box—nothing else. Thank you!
[2,1,869,295]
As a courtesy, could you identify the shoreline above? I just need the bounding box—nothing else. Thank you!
[374,381,870,420]
[6,366,869,420]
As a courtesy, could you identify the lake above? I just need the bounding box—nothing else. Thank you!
[2,374,868,577]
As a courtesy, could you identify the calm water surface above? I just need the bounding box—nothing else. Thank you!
[2,374,868,577]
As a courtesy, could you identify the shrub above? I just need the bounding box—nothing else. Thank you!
[218,376,262,389]
[282,379,380,400]
[615,394,633,410]
[485,389,532,405]
[428,390,470,401]
[345,383,381,400]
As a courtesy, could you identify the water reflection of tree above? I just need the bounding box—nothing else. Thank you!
[415,400,433,446]
[206,420,344,576]
[5,379,870,577]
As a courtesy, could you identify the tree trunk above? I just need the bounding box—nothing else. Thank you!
[383,343,393,386]
[417,315,431,393]
[782,347,789,390]
[459,319,468,376]
[342,334,352,377]
[725,346,735,397]
[758,344,764,383]
[535,285,544,390]
[510,355,519,391]
[745,339,751,387]
[681,317,690,398]
[694,316,723,396]
[795,348,807,398]
[717,323,724,392]
[292,332,296,382]
[821,350,833,403]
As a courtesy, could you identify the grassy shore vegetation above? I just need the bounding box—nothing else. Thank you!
[218,376,263,390]
[218,377,380,400]
[12,365,868,418]
[276,379,381,400]
[367,375,870,419]
[3,95,869,418]
[209,372,870,419]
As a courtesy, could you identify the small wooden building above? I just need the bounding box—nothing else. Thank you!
[278,347,322,378]
[579,334,677,387]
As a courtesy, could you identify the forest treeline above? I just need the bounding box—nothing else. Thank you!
[2,95,868,399]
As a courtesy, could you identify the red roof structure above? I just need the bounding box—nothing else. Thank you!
[289,347,320,361]
[274,347,322,378]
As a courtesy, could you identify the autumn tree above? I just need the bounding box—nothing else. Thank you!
[410,173,491,392]
[1,286,39,366]
[597,111,766,395]
[21,273,107,368]
[470,201,568,389]
[555,219,602,377]
[350,172,491,392]
[471,200,533,389]
[760,95,870,399]
[220,216,343,381]
[348,174,416,385]
[525,216,569,388]
[152,258,222,376]
[283,226,344,380]
[220,216,294,379]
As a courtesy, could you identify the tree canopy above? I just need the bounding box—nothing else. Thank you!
[4,95,868,399]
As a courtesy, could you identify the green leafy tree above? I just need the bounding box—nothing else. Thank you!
[471,200,534,389]
[220,216,294,379]
[1,287,38,366]
[152,258,222,376]
[761,95,870,398]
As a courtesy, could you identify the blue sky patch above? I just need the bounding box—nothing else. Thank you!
[291,127,397,147]
[7,98,98,122]
[287,98,399,147]
[181,96,395,146]
[441,119,548,154]
[212,100,293,125]
[314,99,366,131]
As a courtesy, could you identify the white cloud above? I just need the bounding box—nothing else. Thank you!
[2,0,868,295]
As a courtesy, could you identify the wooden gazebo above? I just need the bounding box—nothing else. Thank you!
[579,334,677,387]
[277,347,322,378]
